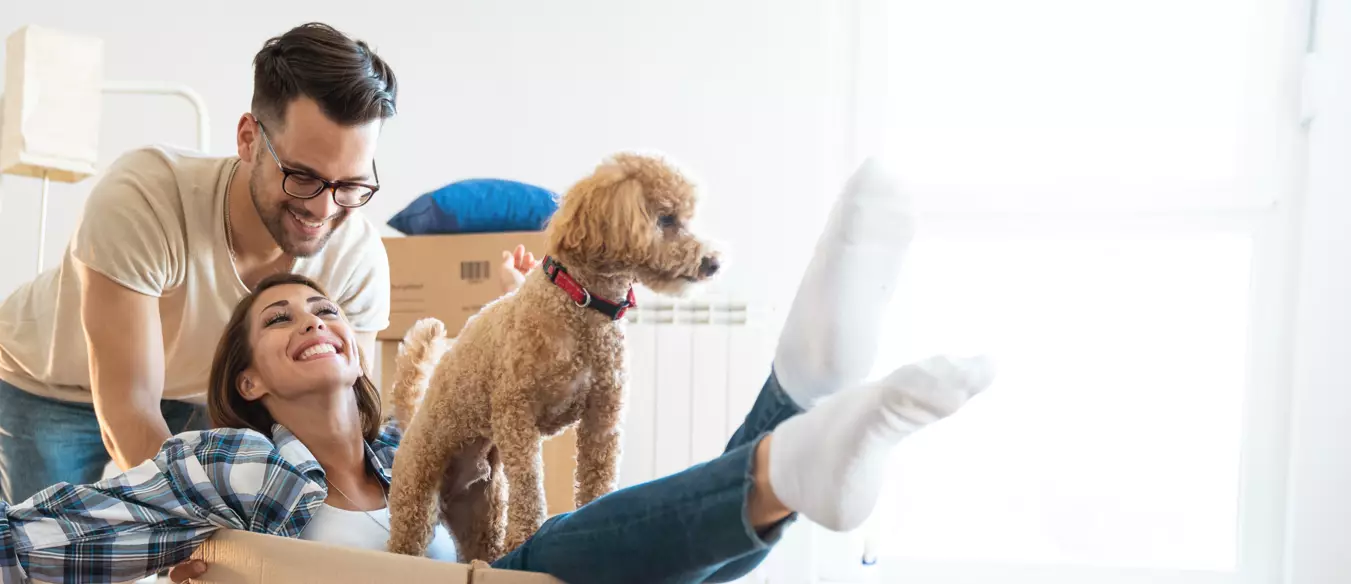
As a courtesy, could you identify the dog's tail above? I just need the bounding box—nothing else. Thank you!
[388,317,449,431]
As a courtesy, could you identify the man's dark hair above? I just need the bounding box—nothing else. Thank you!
[251,22,397,127]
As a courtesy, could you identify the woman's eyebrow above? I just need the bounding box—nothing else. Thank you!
[260,299,289,313]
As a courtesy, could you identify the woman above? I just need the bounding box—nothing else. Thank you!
[0,163,992,584]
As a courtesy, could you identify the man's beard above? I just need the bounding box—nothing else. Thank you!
[249,168,347,258]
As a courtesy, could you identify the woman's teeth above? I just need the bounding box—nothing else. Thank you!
[299,343,338,360]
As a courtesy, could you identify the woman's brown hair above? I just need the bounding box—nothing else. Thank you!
[207,272,383,442]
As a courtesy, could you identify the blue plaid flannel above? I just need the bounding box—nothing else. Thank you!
[0,422,402,583]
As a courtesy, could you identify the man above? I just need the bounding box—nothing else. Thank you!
[0,22,396,502]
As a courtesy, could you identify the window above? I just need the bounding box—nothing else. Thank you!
[813,0,1309,582]
[868,230,1250,569]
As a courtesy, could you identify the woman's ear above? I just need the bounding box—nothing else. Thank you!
[236,372,263,402]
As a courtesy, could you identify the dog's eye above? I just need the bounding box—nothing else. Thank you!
[657,215,677,228]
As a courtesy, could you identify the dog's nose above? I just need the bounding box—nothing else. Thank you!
[698,256,720,278]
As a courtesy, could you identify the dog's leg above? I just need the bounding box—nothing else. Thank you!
[485,456,508,561]
[574,366,625,508]
[443,462,508,562]
[492,396,547,554]
[439,440,504,563]
[388,408,466,556]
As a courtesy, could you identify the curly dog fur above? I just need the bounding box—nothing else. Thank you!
[387,318,449,432]
[387,152,721,562]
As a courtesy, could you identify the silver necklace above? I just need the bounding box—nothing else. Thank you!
[325,479,391,534]
[223,160,239,265]
[222,160,297,285]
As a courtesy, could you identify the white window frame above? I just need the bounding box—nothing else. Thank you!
[801,1,1316,583]
[1278,0,1351,583]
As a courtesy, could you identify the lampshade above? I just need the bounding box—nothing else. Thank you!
[0,25,104,183]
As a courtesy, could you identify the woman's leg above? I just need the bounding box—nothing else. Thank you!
[773,158,917,409]
[725,158,917,454]
[489,356,993,584]
[490,434,783,584]
[704,159,918,580]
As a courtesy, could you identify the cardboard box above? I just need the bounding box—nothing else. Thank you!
[190,529,562,583]
[380,231,549,341]
[376,339,578,516]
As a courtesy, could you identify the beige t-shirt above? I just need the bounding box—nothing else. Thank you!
[0,145,390,403]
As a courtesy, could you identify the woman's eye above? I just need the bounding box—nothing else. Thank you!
[264,312,291,326]
[657,215,677,228]
[316,306,340,318]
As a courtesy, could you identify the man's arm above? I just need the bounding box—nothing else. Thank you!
[76,262,172,471]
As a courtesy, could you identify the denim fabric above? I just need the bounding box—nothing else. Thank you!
[493,370,805,584]
[0,379,208,502]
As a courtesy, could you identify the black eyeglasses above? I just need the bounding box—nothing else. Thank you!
[256,120,380,208]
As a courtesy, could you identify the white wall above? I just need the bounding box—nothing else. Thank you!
[0,0,858,315]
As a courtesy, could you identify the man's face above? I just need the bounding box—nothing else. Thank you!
[248,97,380,257]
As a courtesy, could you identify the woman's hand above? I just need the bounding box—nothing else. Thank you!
[498,245,539,294]
[168,559,207,583]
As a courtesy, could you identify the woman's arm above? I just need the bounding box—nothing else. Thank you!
[0,428,314,583]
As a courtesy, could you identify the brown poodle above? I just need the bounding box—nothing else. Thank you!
[387,152,722,563]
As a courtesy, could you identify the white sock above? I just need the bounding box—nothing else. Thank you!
[767,355,995,532]
[774,158,916,408]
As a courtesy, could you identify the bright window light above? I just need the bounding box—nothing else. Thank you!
[879,0,1272,213]
[865,230,1251,572]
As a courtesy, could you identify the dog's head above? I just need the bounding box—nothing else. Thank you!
[545,152,721,295]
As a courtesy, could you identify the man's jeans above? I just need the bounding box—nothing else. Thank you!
[493,371,806,584]
[0,379,208,503]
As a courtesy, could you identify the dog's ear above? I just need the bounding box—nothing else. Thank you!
[547,161,653,264]
[604,177,654,256]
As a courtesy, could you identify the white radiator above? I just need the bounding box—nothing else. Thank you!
[617,298,776,488]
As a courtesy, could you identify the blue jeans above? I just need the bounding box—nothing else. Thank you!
[0,379,209,503]
[492,370,805,584]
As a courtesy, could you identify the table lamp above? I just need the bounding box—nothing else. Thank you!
[0,24,104,273]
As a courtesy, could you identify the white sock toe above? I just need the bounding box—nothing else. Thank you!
[767,355,994,532]
[774,158,916,408]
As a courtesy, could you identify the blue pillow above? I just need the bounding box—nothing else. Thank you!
[387,178,558,235]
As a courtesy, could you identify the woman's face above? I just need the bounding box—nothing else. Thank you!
[240,282,361,401]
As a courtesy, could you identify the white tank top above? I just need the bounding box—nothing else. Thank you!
[298,503,460,562]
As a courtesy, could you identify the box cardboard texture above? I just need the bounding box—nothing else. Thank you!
[380,231,549,341]
[190,530,562,583]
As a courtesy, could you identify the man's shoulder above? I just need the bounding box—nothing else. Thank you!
[98,144,234,201]
[107,144,230,175]
[313,213,390,274]
[329,212,387,255]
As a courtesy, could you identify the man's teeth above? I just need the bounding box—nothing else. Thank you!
[291,211,324,228]
[299,343,338,360]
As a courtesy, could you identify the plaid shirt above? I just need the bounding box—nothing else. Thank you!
[0,421,403,584]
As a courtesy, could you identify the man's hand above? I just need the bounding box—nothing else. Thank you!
[498,245,539,295]
[76,263,173,470]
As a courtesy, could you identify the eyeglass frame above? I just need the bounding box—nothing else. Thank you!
[255,119,380,208]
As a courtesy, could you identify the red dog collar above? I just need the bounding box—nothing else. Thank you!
[541,256,636,321]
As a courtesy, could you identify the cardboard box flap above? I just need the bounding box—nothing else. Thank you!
[192,529,471,583]
[472,566,566,584]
